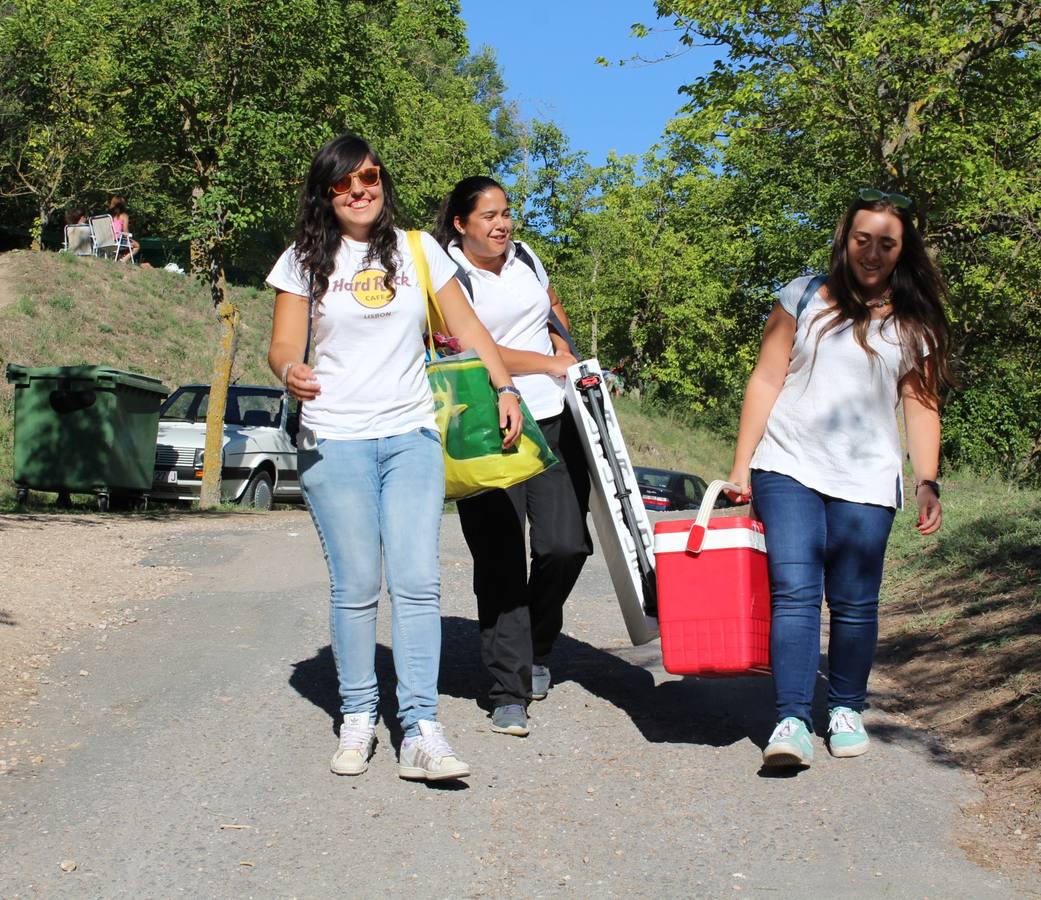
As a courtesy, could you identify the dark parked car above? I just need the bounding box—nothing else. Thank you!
[633,465,732,512]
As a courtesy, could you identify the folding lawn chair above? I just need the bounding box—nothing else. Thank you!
[62,224,94,256]
[89,214,135,263]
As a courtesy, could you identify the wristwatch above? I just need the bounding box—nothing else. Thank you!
[916,479,941,499]
[497,385,522,400]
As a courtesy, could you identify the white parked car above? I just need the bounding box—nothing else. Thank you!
[150,384,302,509]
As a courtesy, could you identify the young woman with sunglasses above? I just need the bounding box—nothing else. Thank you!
[434,176,592,738]
[267,134,522,781]
[726,188,952,768]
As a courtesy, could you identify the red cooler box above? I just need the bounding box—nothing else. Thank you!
[653,480,771,676]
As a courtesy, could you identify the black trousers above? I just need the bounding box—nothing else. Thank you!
[457,408,592,707]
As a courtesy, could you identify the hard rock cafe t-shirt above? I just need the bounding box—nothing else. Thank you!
[266,229,456,440]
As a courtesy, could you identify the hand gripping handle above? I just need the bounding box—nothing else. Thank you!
[685,480,742,554]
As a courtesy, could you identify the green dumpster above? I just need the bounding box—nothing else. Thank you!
[6,364,169,510]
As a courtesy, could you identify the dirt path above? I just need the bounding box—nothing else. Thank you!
[0,252,18,311]
[1,511,1039,897]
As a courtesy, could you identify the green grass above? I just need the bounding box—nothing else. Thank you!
[883,472,1041,609]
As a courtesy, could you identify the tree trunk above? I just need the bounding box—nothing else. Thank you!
[199,246,240,509]
[31,205,45,251]
[590,308,598,357]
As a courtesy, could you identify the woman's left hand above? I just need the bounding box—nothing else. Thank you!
[915,485,942,535]
[498,393,523,449]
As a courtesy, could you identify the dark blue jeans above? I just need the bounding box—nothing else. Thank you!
[751,470,896,729]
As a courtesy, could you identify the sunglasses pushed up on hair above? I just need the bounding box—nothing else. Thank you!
[858,187,913,210]
[330,165,381,196]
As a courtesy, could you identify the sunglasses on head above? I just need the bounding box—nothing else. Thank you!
[330,165,381,195]
[858,187,913,210]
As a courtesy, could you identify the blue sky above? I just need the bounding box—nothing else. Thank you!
[460,1,720,167]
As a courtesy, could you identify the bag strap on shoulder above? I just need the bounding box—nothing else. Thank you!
[406,230,450,358]
[795,274,827,323]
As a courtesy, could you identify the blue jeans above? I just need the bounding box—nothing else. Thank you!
[299,428,444,738]
[751,470,895,729]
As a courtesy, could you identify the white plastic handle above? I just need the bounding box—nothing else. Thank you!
[685,480,742,554]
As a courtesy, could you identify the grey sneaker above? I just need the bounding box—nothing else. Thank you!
[331,712,377,776]
[490,704,529,736]
[530,665,551,701]
[398,720,471,781]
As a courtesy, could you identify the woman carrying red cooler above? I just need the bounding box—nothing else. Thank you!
[726,188,953,767]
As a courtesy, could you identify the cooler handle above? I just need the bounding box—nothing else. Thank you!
[685,480,741,554]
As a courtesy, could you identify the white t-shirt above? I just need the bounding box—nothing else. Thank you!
[750,275,920,508]
[447,240,564,420]
[266,229,456,440]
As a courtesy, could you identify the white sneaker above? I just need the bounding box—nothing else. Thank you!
[331,713,377,776]
[398,720,471,781]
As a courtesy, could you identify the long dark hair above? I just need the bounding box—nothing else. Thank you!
[293,133,399,303]
[817,196,953,399]
[433,175,505,249]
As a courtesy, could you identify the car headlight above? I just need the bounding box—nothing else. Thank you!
[193,448,226,475]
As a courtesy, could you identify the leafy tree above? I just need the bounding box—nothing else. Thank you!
[626,0,1041,474]
[0,0,132,247]
[111,0,514,505]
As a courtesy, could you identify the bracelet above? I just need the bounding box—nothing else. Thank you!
[496,385,522,400]
[280,361,296,387]
[916,479,941,499]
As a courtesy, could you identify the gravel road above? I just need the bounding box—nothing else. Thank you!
[1,510,1038,898]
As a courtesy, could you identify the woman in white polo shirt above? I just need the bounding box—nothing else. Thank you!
[726,188,953,768]
[267,135,522,782]
[434,176,592,738]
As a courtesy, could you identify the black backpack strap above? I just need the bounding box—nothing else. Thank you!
[548,309,580,359]
[514,240,580,357]
[796,274,827,323]
[453,263,474,303]
[513,240,542,283]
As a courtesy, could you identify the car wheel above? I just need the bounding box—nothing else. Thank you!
[242,470,273,511]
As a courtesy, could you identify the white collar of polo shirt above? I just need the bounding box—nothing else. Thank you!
[448,238,519,278]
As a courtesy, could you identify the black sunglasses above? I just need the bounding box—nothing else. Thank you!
[858,187,913,210]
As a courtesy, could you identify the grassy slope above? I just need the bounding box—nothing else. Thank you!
[0,250,277,504]
[2,249,1039,787]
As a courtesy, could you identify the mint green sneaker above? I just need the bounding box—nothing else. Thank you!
[763,717,814,767]
[827,707,869,758]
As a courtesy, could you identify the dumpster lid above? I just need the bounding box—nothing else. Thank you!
[6,363,169,395]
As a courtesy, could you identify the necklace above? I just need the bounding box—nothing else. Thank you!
[865,289,892,309]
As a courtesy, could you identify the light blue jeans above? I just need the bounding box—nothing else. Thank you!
[298,427,444,738]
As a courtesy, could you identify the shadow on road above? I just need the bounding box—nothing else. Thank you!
[439,615,789,749]
[290,614,955,772]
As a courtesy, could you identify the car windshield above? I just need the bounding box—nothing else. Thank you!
[160,386,284,427]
